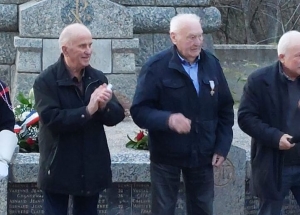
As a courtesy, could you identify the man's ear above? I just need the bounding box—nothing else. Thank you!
[170,32,176,45]
[278,54,285,63]
[62,46,68,57]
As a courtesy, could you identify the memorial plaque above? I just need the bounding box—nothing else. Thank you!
[8,183,186,215]
[245,180,300,215]
[8,183,44,215]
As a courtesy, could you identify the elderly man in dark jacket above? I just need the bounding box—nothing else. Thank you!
[238,30,300,215]
[33,23,124,215]
[130,14,234,215]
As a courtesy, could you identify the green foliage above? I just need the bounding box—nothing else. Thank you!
[14,89,39,153]
[126,130,148,150]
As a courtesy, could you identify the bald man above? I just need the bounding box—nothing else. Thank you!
[131,14,234,215]
[238,30,300,215]
[33,23,125,215]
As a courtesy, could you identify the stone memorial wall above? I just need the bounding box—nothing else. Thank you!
[0,119,247,215]
[7,183,186,215]
[0,0,221,104]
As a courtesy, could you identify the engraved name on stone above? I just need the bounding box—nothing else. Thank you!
[8,183,44,215]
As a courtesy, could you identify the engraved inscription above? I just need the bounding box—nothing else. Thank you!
[8,183,44,215]
[214,158,235,187]
[61,0,94,26]
[8,182,186,215]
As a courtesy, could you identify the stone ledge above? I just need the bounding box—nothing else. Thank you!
[0,4,17,31]
[214,44,277,50]
[0,0,30,4]
[2,117,248,215]
[112,38,139,53]
[14,37,42,51]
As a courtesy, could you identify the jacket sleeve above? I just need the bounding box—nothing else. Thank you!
[130,66,172,131]
[0,81,15,132]
[33,76,94,133]
[238,74,283,149]
[93,93,125,126]
[214,63,234,158]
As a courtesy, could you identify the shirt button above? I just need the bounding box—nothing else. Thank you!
[81,114,85,118]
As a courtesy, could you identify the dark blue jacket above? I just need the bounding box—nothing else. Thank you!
[34,55,125,196]
[130,46,234,167]
[238,61,289,200]
[0,80,15,132]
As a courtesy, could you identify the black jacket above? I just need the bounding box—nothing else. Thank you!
[130,46,234,167]
[238,61,288,200]
[33,55,125,196]
[0,80,15,132]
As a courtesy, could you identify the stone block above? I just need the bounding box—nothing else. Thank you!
[153,33,172,54]
[0,177,8,215]
[130,7,175,33]
[112,53,135,73]
[0,4,17,31]
[112,38,139,53]
[90,39,112,73]
[16,51,41,73]
[19,0,133,38]
[14,37,43,51]
[12,73,38,104]
[110,0,154,5]
[134,34,153,66]
[10,65,17,101]
[203,34,215,54]
[106,73,136,100]
[0,0,30,4]
[176,6,222,33]
[0,65,11,87]
[42,39,112,73]
[0,32,17,64]
[9,153,39,183]
[42,39,61,70]
[156,0,210,6]
[214,145,246,215]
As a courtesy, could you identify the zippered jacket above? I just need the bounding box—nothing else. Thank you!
[34,55,125,195]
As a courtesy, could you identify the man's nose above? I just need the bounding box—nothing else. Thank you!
[85,47,92,55]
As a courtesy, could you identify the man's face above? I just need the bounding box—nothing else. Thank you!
[64,31,93,70]
[170,21,203,63]
[280,44,300,77]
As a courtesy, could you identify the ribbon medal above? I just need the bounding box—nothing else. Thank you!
[209,80,215,96]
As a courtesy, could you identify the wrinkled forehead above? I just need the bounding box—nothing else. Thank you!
[177,21,202,35]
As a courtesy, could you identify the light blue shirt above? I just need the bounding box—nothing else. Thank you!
[178,54,200,94]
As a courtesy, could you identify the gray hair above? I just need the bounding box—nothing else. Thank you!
[58,23,91,52]
[277,30,300,56]
[170,13,201,33]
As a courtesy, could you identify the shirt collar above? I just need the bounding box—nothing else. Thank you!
[279,62,293,82]
[177,52,200,65]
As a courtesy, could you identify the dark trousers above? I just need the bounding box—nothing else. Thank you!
[258,165,300,215]
[43,191,99,215]
[150,161,214,215]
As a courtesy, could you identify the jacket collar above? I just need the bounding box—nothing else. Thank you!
[168,45,204,74]
[56,54,99,86]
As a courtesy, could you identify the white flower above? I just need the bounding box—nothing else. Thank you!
[20,111,30,121]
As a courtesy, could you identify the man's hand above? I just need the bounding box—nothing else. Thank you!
[168,113,191,134]
[86,84,112,115]
[96,84,113,110]
[279,134,295,150]
[212,154,225,167]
